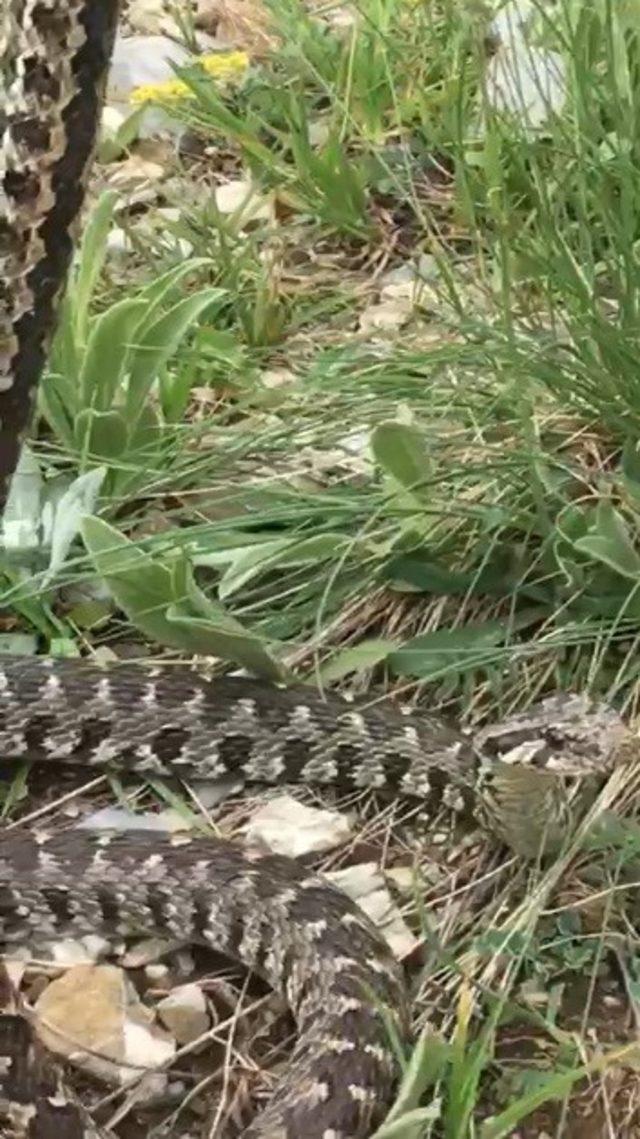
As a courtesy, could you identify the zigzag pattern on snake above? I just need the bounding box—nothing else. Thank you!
[0,4,636,1138]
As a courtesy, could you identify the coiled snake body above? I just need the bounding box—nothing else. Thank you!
[0,4,636,1137]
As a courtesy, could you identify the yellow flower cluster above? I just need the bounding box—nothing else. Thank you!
[200,51,249,78]
[130,51,249,105]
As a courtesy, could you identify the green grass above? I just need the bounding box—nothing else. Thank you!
[7,0,640,713]
[6,0,640,1131]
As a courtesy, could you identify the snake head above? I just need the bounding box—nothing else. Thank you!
[472,695,639,858]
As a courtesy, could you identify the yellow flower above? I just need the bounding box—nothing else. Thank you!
[200,50,249,79]
[130,51,249,106]
[130,79,191,105]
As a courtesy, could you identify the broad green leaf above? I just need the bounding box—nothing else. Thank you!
[74,409,129,461]
[81,516,178,644]
[111,404,163,497]
[480,1043,640,1139]
[386,551,538,601]
[373,1028,448,1138]
[126,289,225,421]
[193,531,279,557]
[384,554,472,595]
[39,370,77,446]
[49,303,81,395]
[66,597,113,630]
[0,446,42,554]
[169,557,289,680]
[554,503,591,548]
[125,402,161,453]
[160,361,200,424]
[192,328,245,366]
[371,422,431,499]
[135,258,217,337]
[49,638,81,658]
[81,517,285,679]
[45,467,106,582]
[217,533,349,600]
[199,544,282,580]
[171,555,261,635]
[585,811,640,852]
[0,633,38,655]
[370,1107,442,1138]
[0,763,30,817]
[79,298,147,411]
[73,190,119,342]
[317,638,397,683]
[574,501,640,579]
[97,105,147,163]
[552,504,594,585]
[388,624,504,679]
[621,438,640,503]
[166,604,286,680]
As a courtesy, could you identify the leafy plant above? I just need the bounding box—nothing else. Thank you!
[177,71,373,235]
[42,192,226,498]
[81,516,287,680]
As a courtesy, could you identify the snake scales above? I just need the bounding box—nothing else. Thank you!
[0,3,637,1137]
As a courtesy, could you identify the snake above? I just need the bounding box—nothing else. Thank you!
[0,3,637,1137]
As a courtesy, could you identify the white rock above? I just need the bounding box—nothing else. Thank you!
[324,5,356,30]
[190,775,245,808]
[337,429,369,459]
[327,863,419,960]
[244,795,352,857]
[486,43,566,129]
[104,226,132,257]
[107,33,191,139]
[101,103,129,139]
[121,938,178,968]
[34,965,175,1091]
[379,262,416,296]
[107,153,168,196]
[77,807,189,833]
[384,866,415,895]
[358,298,412,334]
[2,959,26,989]
[214,178,274,224]
[145,962,171,983]
[49,936,112,966]
[261,367,297,389]
[379,263,440,311]
[417,253,439,281]
[108,34,191,101]
[490,0,533,45]
[173,949,197,978]
[157,983,210,1044]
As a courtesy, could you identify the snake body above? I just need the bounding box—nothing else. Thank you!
[0,4,635,1137]
[0,1,120,488]
[2,829,404,1139]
